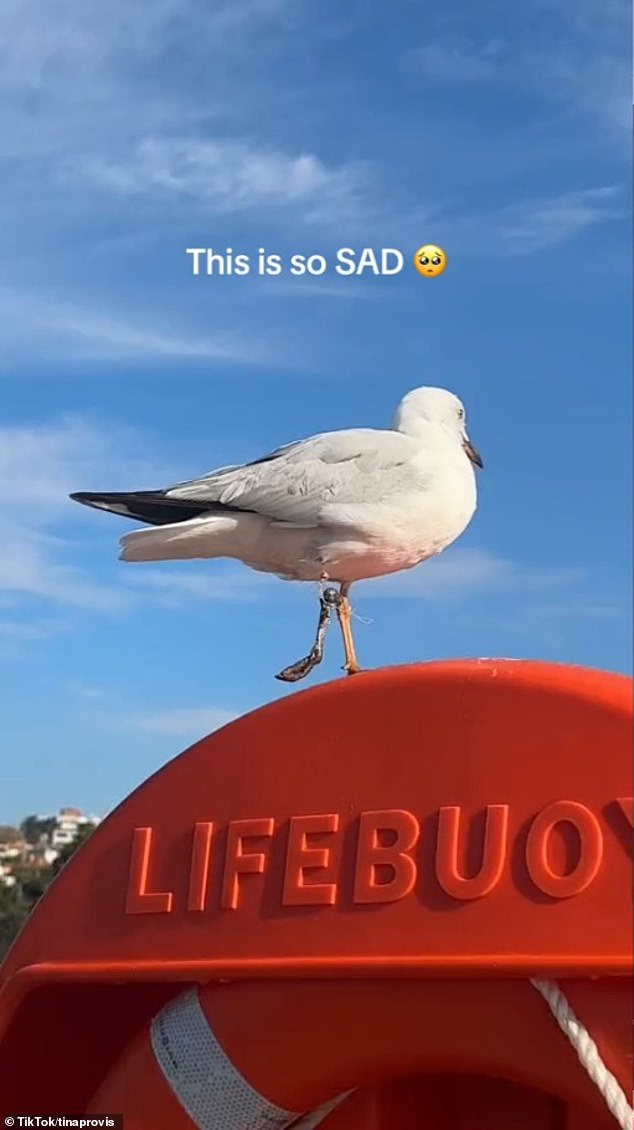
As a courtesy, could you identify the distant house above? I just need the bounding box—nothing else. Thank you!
[0,826,24,863]
[49,807,99,850]
[22,845,59,867]
[2,809,101,880]
[0,832,26,874]
[0,864,17,888]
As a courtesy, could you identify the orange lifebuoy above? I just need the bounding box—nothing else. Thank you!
[88,977,630,1128]
[0,661,630,1127]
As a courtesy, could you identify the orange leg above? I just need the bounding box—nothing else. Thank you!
[337,583,362,675]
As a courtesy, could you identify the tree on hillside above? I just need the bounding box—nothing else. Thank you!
[20,815,56,845]
[0,883,25,958]
[13,867,52,908]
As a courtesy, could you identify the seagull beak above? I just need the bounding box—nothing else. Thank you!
[463,438,483,469]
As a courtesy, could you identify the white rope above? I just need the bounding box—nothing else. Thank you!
[530,978,633,1130]
[289,1092,355,1128]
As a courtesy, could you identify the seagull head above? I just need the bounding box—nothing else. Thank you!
[392,386,483,468]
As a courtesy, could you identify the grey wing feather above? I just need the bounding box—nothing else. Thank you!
[164,429,418,525]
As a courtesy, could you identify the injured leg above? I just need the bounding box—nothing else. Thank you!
[275,588,339,683]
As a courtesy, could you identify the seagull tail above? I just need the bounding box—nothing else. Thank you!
[119,516,241,562]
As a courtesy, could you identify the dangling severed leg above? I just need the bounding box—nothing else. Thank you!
[335,582,362,675]
[275,586,340,683]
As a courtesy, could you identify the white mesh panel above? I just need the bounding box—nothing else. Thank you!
[150,987,298,1129]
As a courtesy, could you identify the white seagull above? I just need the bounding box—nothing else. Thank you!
[71,386,482,681]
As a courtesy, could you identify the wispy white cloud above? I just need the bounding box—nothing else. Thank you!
[0,0,370,229]
[0,416,158,612]
[0,415,161,515]
[120,705,237,738]
[127,544,592,614]
[409,0,629,139]
[127,567,277,605]
[365,547,583,600]
[0,615,70,662]
[528,0,630,136]
[64,678,238,738]
[0,526,129,611]
[516,598,627,622]
[0,614,74,664]
[362,548,630,635]
[0,287,269,365]
[0,619,63,641]
[74,138,366,225]
[257,277,388,300]
[0,0,293,158]
[437,184,624,259]
[63,681,112,700]
[526,47,630,137]
[1,0,372,362]
[494,186,624,252]
[414,39,505,83]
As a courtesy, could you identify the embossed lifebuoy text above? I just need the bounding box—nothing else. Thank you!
[125,799,632,914]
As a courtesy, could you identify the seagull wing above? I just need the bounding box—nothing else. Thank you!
[165,428,421,527]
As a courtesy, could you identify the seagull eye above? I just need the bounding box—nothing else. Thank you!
[458,407,465,420]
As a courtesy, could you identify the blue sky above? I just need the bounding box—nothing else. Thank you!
[0,0,631,823]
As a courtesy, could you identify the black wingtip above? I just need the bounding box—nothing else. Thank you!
[68,489,220,526]
[69,491,120,511]
[70,492,101,506]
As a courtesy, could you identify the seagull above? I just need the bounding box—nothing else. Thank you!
[70,386,482,682]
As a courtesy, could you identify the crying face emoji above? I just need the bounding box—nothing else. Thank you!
[414,244,447,277]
